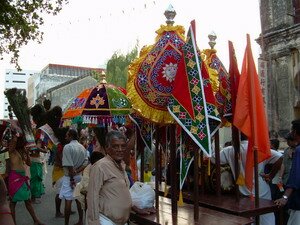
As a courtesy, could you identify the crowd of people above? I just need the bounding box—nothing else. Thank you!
[0,101,153,225]
[0,99,300,225]
[211,119,300,225]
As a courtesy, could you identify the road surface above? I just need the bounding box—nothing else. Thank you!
[15,164,80,225]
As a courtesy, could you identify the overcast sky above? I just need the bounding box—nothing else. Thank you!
[0,0,261,118]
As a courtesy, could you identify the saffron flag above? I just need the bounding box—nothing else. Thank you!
[233,34,271,191]
[168,20,220,157]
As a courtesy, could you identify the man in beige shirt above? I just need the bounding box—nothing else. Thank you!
[87,130,132,225]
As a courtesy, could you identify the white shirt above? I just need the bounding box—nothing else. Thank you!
[212,140,282,199]
[62,140,88,175]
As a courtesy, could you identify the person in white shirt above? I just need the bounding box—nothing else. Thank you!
[59,129,89,225]
[211,134,282,225]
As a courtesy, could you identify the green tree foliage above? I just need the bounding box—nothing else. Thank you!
[106,44,138,88]
[0,0,68,70]
[91,70,101,82]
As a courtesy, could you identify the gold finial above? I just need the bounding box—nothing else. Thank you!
[208,31,217,49]
[100,71,107,84]
[164,4,176,26]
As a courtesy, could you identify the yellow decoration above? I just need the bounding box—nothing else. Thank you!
[145,54,156,64]
[192,85,200,95]
[164,183,169,197]
[190,126,198,134]
[236,158,245,185]
[196,113,204,122]
[187,59,196,68]
[178,190,184,206]
[90,94,105,108]
[144,171,152,182]
[155,25,185,42]
[202,49,219,94]
[47,142,53,150]
[222,120,232,128]
[172,105,180,113]
[147,92,157,103]
[236,173,245,186]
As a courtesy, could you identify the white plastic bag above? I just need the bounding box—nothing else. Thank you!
[130,181,155,209]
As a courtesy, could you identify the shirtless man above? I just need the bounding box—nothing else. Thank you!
[7,127,44,225]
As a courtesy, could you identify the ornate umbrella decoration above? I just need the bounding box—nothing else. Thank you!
[61,72,132,127]
[127,5,186,124]
[202,32,232,126]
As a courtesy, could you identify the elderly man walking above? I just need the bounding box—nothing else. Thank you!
[87,130,132,225]
[59,129,88,225]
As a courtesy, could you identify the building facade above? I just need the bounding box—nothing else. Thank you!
[45,75,98,111]
[27,64,103,107]
[3,69,37,119]
[258,0,300,137]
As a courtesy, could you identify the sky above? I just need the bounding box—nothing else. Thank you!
[0,0,262,118]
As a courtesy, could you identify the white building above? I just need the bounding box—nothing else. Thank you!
[27,64,103,107]
[3,69,37,119]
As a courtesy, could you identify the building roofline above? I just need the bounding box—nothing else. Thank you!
[46,74,98,94]
[41,63,104,72]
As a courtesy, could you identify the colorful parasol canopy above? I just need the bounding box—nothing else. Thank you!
[127,22,186,124]
[127,7,222,157]
[61,73,132,127]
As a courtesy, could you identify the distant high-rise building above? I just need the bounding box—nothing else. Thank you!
[3,69,37,119]
[27,63,103,107]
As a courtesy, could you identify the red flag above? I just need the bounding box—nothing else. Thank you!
[228,41,240,116]
[233,34,271,191]
[172,51,195,120]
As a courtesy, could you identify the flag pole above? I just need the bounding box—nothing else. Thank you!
[169,124,178,215]
[232,125,241,201]
[155,125,160,211]
[137,129,145,182]
[214,130,221,196]
[194,144,199,221]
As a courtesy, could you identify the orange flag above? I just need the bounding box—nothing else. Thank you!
[233,34,271,191]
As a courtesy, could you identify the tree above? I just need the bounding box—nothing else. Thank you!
[0,0,68,70]
[106,43,138,88]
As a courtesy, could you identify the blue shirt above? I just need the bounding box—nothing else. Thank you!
[286,145,300,210]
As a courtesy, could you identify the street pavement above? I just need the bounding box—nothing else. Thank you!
[15,164,80,225]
